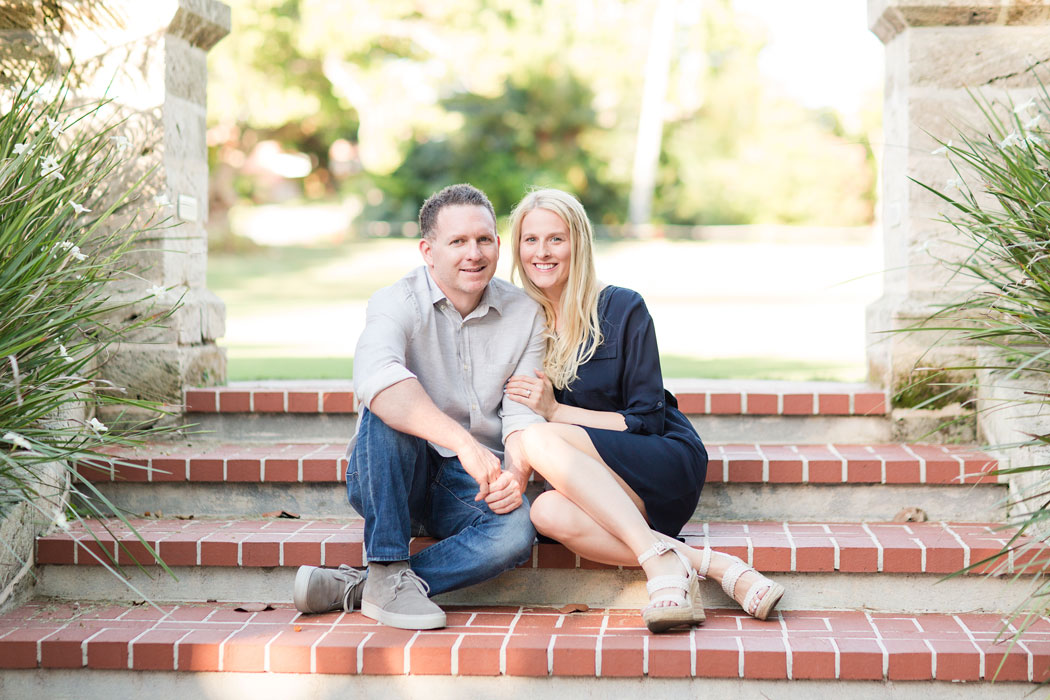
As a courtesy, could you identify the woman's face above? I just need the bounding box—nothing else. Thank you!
[519,208,572,299]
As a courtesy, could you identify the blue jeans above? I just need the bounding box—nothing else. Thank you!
[346,409,536,596]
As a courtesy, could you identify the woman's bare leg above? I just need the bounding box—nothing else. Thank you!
[519,423,687,605]
[531,491,772,614]
[530,491,636,566]
[520,423,773,613]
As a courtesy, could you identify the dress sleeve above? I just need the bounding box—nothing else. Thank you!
[617,292,666,435]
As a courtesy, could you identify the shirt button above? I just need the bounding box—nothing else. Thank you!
[472,404,478,411]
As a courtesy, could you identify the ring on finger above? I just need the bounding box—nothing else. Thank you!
[525,389,531,397]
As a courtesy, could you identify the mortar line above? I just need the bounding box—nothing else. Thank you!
[901,444,926,483]
[825,443,847,483]
[357,631,374,674]
[450,633,465,675]
[403,631,421,675]
[778,611,792,680]
[860,523,884,572]
[499,607,524,675]
[943,522,971,568]
[864,611,889,679]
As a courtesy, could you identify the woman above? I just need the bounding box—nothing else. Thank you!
[506,188,784,632]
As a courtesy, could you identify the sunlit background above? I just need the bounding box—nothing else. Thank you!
[204,0,884,382]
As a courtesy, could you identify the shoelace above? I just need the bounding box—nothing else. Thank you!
[392,568,431,597]
[336,564,362,612]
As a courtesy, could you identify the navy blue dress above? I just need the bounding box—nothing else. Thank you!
[555,285,707,537]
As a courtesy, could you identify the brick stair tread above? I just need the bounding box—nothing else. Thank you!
[184,379,888,417]
[81,442,998,486]
[36,519,1041,575]
[0,599,1044,681]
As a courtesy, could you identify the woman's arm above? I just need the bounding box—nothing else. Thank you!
[505,288,667,434]
[505,370,629,430]
[503,369,625,430]
[550,402,628,430]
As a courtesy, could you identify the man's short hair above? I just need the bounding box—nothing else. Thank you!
[418,184,497,239]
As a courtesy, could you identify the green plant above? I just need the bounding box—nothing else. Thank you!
[908,83,1050,677]
[0,75,178,605]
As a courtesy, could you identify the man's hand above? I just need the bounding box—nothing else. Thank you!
[455,436,502,501]
[484,430,531,514]
[485,470,524,514]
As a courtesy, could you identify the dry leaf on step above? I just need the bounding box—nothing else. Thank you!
[892,507,927,522]
[262,510,300,519]
[557,603,590,614]
[234,603,274,612]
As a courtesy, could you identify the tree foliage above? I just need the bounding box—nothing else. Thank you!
[206,0,877,228]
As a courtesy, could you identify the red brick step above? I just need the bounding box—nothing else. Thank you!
[79,442,998,486]
[183,380,889,417]
[0,600,1043,682]
[35,519,1042,576]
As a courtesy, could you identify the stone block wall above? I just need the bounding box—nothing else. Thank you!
[1,1,231,416]
[865,0,1050,397]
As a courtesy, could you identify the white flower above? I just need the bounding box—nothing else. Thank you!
[58,344,73,364]
[88,417,108,433]
[52,510,70,531]
[154,193,171,207]
[40,154,64,180]
[69,201,92,214]
[51,240,86,261]
[148,284,165,297]
[45,116,64,137]
[13,142,30,155]
[946,178,964,191]
[1026,114,1044,130]
[931,140,952,155]
[111,135,130,151]
[999,131,1024,149]
[2,432,32,450]
[1014,98,1037,114]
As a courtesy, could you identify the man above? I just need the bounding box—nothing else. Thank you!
[293,184,546,629]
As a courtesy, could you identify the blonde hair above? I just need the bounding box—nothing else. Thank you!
[509,188,603,390]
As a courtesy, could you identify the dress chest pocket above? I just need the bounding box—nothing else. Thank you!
[590,339,619,361]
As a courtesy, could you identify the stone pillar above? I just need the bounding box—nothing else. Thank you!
[865,0,1050,400]
[65,0,232,417]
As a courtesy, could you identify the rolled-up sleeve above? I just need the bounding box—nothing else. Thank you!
[353,285,418,409]
[500,305,548,442]
[618,297,666,435]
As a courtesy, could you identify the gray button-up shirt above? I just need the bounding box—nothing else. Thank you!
[351,266,547,459]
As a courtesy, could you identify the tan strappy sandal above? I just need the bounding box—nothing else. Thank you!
[637,541,705,633]
[697,547,784,621]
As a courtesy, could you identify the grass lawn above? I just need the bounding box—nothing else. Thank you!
[225,355,862,382]
[211,237,874,384]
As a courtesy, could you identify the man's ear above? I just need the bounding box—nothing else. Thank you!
[419,236,433,267]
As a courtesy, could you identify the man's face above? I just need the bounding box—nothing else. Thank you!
[420,204,500,315]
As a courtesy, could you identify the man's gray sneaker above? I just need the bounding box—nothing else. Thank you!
[293,564,366,614]
[361,561,446,630]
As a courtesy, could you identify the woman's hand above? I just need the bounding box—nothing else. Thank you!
[505,370,558,420]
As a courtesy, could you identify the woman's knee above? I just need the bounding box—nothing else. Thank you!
[519,423,577,477]
[530,491,578,540]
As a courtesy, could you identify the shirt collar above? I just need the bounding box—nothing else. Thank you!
[421,266,505,318]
